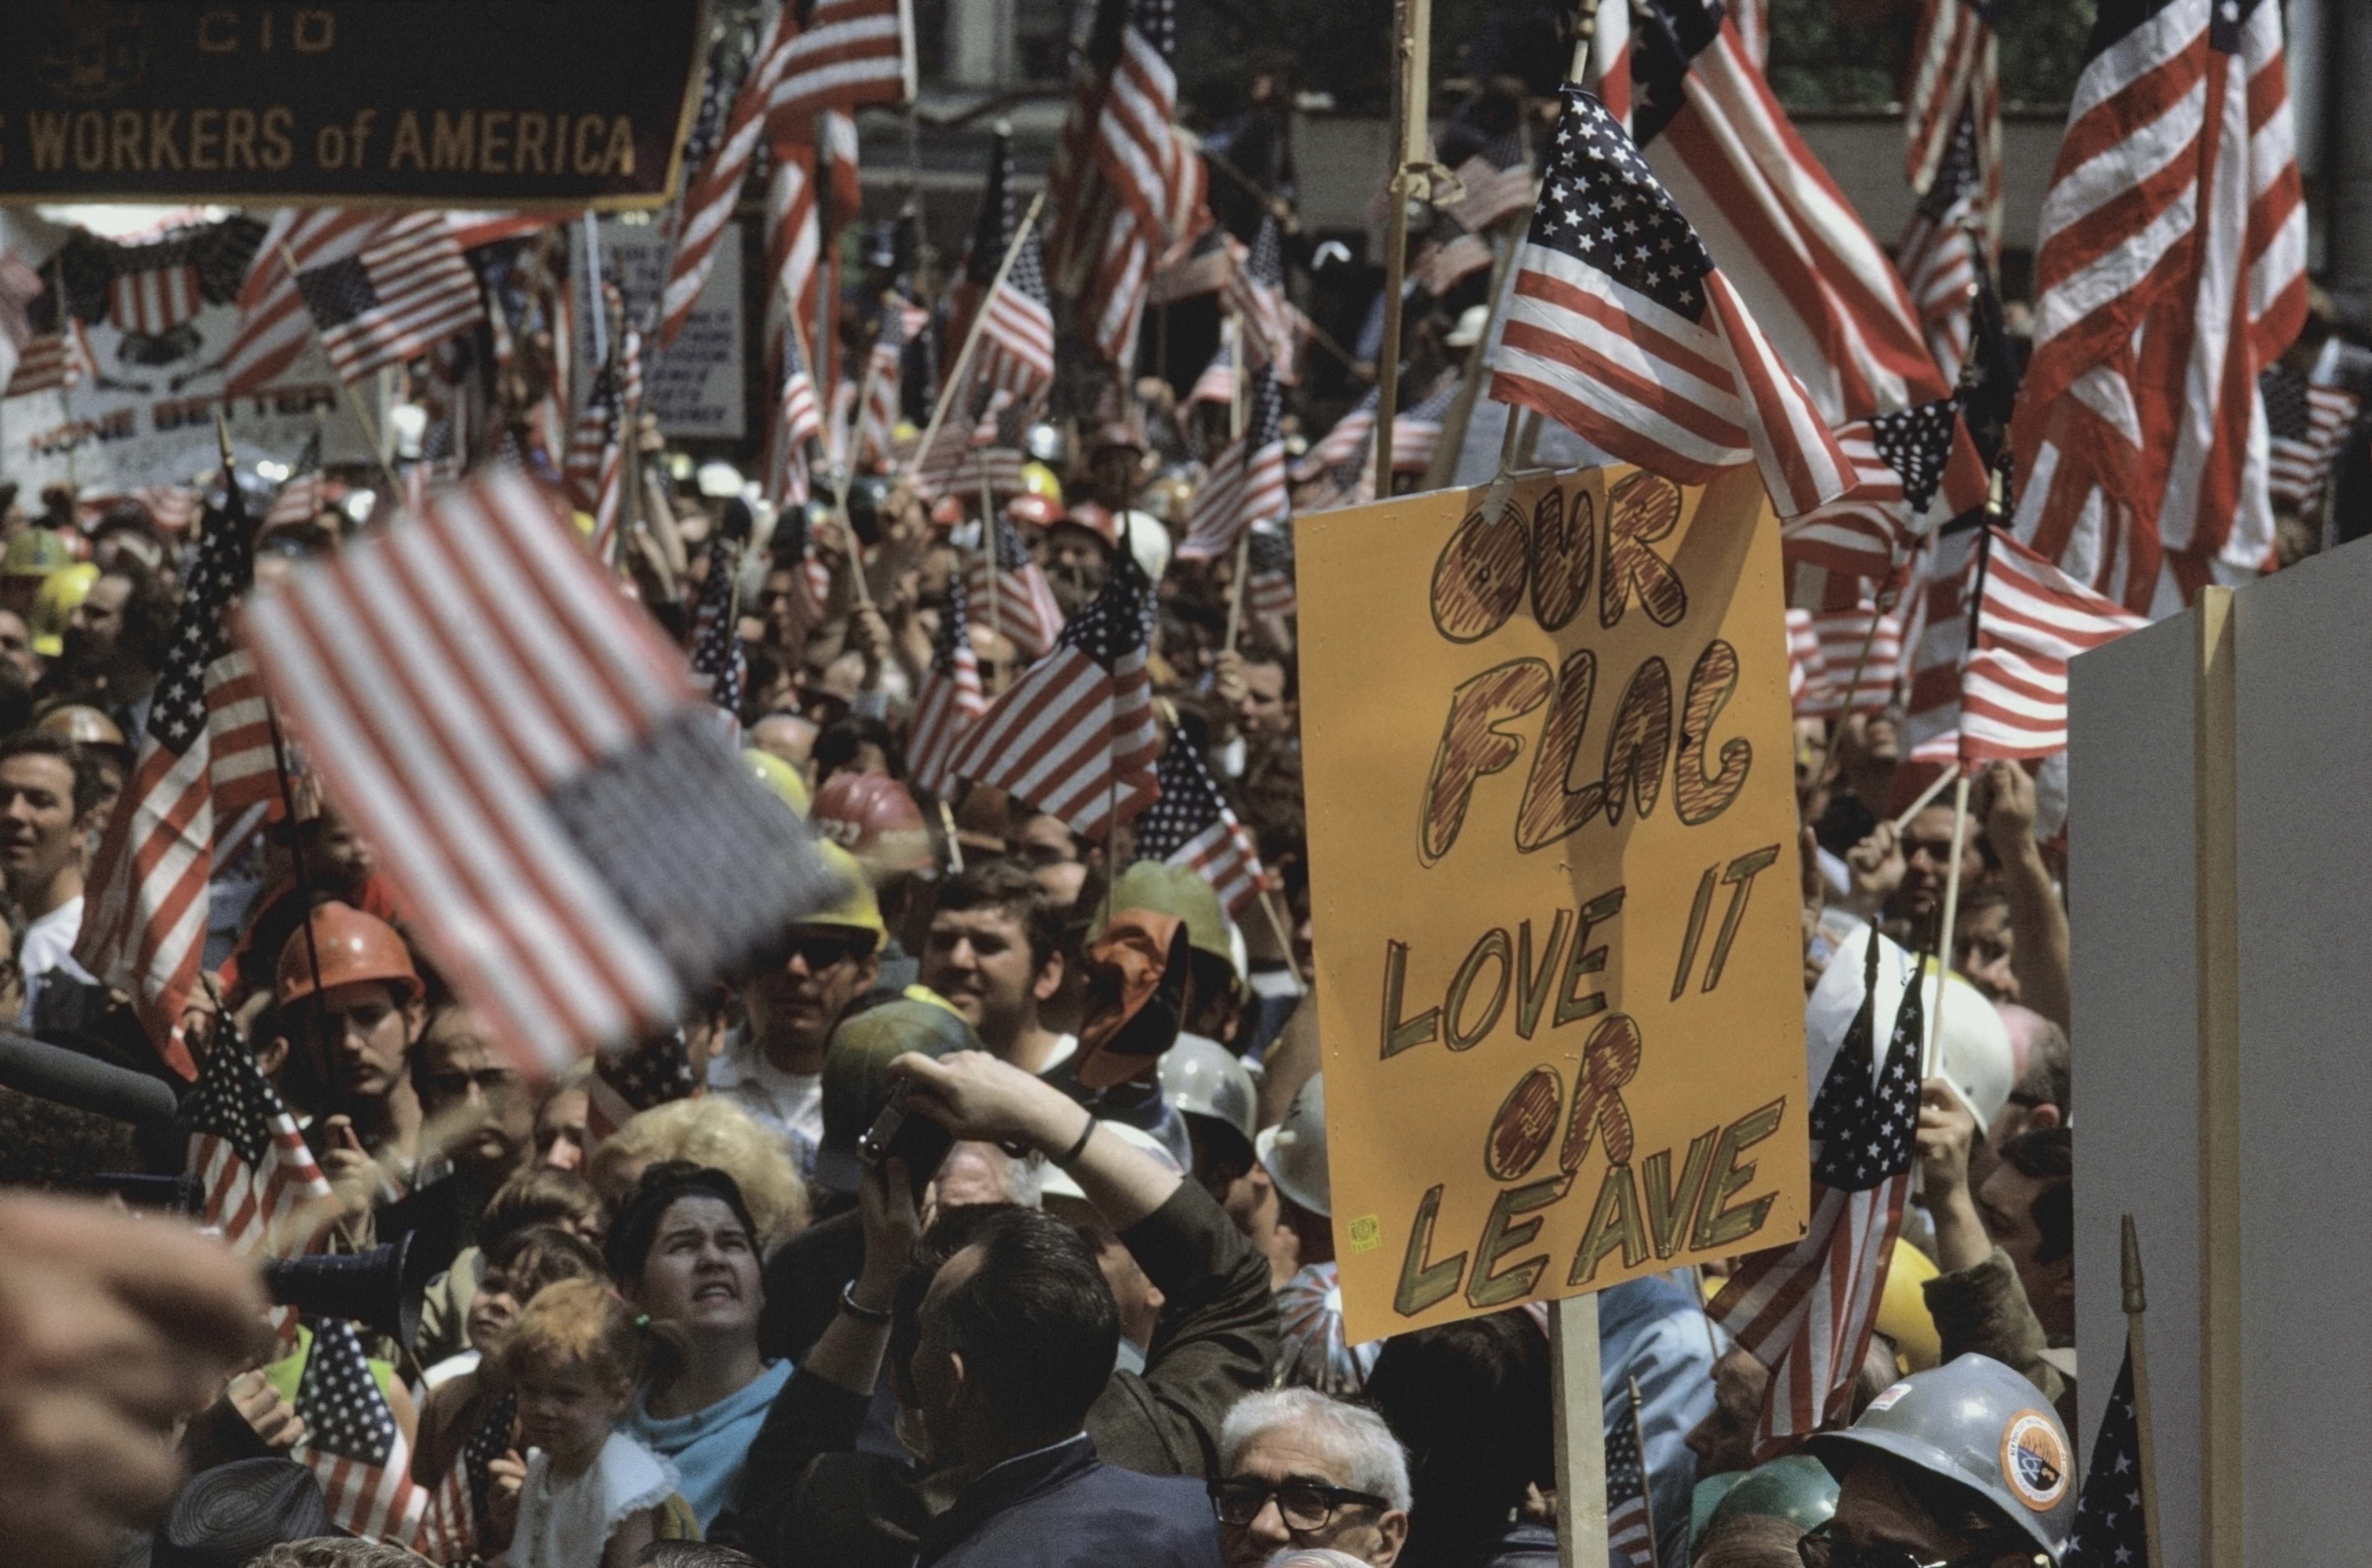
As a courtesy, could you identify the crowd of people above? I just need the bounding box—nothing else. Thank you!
[0,350,2091,1568]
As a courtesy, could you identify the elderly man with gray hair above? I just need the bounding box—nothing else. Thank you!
[1212,1388,1411,1568]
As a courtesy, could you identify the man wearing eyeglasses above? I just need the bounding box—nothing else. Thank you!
[1211,1388,1409,1568]
[1798,1353,2074,1568]
[710,846,887,1176]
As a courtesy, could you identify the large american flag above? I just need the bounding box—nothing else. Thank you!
[975,227,1058,401]
[1605,1401,1657,1568]
[690,536,747,721]
[420,1388,516,1564]
[2062,1335,2151,1568]
[295,1319,428,1546]
[1180,369,1287,561]
[2261,362,2358,516]
[1077,0,1205,365]
[286,213,484,385]
[1905,524,2147,764]
[236,469,842,1075]
[1780,398,1983,584]
[1894,114,1984,383]
[909,574,989,799]
[184,1029,333,1265]
[1630,0,1950,423]
[1487,87,1853,521]
[949,549,1160,841]
[1711,927,1923,1456]
[2010,0,2304,615]
[1133,739,1265,915]
[765,0,910,128]
[226,210,379,395]
[966,512,1067,661]
[660,9,798,350]
[1904,0,2000,257]
[1586,0,1633,131]
[76,489,279,1075]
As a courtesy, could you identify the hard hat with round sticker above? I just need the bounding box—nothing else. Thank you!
[2000,1412,2070,1512]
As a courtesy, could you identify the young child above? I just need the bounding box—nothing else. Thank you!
[488,1279,698,1567]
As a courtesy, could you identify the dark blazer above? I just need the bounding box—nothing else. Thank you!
[918,1435,1221,1568]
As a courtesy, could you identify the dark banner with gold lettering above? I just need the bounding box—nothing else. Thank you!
[0,2,704,207]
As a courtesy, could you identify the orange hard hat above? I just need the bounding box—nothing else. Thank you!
[275,901,423,1008]
[812,771,932,877]
[1006,493,1060,530]
[1055,501,1120,550]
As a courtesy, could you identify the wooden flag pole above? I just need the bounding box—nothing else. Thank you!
[977,473,1004,687]
[277,244,403,499]
[2121,1213,2164,1568]
[1256,887,1306,989]
[1924,768,1972,1079]
[1225,320,1251,647]
[1627,1375,1660,1568]
[1890,764,1957,834]
[1372,0,1430,503]
[906,190,1049,486]
[1551,1294,1611,1568]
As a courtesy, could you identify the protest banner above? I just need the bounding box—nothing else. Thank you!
[1298,461,1810,1345]
[598,218,748,441]
[0,3,702,208]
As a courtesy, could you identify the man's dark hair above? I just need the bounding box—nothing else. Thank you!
[479,1167,604,1255]
[1366,1310,1554,1560]
[890,1202,1017,1403]
[932,858,1066,972]
[485,1223,607,1297]
[1237,639,1298,702]
[934,1207,1119,1447]
[104,560,181,672]
[605,1162,762,1285]
[1998,1126,2073,1266]
[814,715,906,783]
[0,731,104,818]
[2012,1018,2071,1117]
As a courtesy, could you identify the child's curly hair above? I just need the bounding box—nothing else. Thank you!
[497,1276,649,1389]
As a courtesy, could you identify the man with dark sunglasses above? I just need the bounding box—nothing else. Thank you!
[1800,1354,2072,1568]
[1211,1388,1408,1568]
[710,843,886,1176]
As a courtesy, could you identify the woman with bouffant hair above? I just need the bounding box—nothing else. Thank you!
[484,1278,699,1567]
[586,1098,809,1256]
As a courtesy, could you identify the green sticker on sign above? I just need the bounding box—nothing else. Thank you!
[1347,1215,1383,1254]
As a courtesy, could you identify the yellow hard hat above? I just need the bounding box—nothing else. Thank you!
[31,561,97,656]
[3,528,73,581]
[743,747,811,818]
[806,841,886,944]
[1019,462,1063,504]
[1875,1236,1943,1372]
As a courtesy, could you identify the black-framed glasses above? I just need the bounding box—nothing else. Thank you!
[1796,1522,2032,1568]
[1209,1477,1389,1533]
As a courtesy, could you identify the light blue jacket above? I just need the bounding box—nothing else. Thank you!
[624,1359,796,1529]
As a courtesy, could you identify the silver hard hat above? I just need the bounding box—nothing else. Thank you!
[1157,1033,1257,1145]
[1809,1354,2075,1563]
[1256,1072,1328,1217]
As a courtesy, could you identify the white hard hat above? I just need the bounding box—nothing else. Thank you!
[1808,929,2013,1132]
[1445,303,1490,349]
[1121,508,1171,582]
[1257,1073,1329,1216]
[1157,1034,1258,1145]
[1039,1118,1182,1204]
[696,460,745,498]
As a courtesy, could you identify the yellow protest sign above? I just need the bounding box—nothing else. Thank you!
[1297,462,1809,1343]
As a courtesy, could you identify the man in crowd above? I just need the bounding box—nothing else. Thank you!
[0,732,100,1027]
[917,860,1072,1074]
[1213,1389,1409,1568]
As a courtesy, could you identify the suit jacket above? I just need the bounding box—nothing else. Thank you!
[918,1435,1221,1568]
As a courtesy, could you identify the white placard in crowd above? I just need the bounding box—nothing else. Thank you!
[598,217,747,440]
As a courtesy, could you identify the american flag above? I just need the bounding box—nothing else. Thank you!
[75,488,279,1075]
[976,227,1058,401]
[264,432,326,531]
[765,0,910,128]
[1292,390,1377,482]
[1893,117,1983,384]
[1389,378,1458,474]
[226,210,380,395]
[235,469,842,1075]
[1800,591,1904,721]
[2063,1336,2151,1568]
[764,144,822,393]
[1711,926,1923,1456]
[766,318,823,506]
[1133,739,1265,914]
[1780,398,1983,583]
[566,325,641,563]
[2009,0,2305,615]
[1413,230,1493,300]
[1225,213,1299,382]
[1446,128,1537,236]
[1078,0,1204,365]
[690,536,747,721]
[909,575,989,798]
[1785,606,1824,714]
[2,317,95,396]
[1487,88,1853,521]
[287,213,485,385]
[1905,524,2147,764]
[588,1030,703,1144]
[858,297,925,469]
[967,512,1067,661]
[1904,0,2001,257]
[183,1029,333,1266]
[948,549,1160,841]
[1188,340,1234,408]
[107,257,204,337]
[1244,522,1298,622]
[1181,369,1287,561]
[2262,363,2358,515]
[295,1319,429,1547]
[420,1388,516,1563]
[1731,0,1767,67]
[1604,1401,1657,1568]
[1150,224,1235,306]
[660,9,798,350]
[1631,0,1951,422]
[1586,0,1633,132]
[948,126,1019,354]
